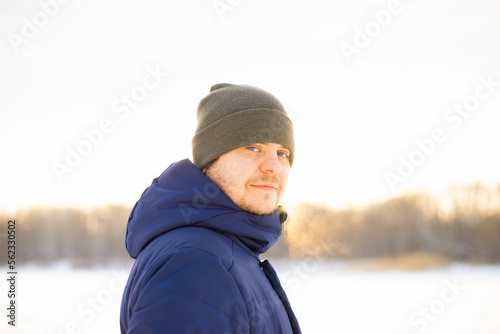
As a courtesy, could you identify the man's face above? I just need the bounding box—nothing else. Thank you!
[203,143,291,216]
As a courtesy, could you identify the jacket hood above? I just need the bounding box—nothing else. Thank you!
[125,159,287,259]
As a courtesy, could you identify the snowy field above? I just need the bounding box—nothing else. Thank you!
[2,260,500,334]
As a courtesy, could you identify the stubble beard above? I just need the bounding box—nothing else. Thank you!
[205,163,280,216]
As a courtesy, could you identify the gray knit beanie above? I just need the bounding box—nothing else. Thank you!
[192,83,295,171]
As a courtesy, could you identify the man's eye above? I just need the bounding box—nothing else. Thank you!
[246,146,260,152]
[278,151,289,158]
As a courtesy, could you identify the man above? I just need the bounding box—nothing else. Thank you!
[120,83,301,333]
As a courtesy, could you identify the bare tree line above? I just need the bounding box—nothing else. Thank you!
[283,182,500,263]
[0,205,131,267]
[1,182,499,267]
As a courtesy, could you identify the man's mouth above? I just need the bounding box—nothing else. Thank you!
[251,183,278,191]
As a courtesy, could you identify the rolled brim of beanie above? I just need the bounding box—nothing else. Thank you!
[192,108,295,170]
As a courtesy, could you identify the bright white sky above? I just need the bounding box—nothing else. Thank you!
[1,0,499,211]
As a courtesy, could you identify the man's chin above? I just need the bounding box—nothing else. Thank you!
[238,200,278,217]
[247,209,275,217]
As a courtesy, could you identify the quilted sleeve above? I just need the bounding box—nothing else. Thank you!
[125,248,250,334]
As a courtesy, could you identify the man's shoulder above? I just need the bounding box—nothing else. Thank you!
[143,226,234,269]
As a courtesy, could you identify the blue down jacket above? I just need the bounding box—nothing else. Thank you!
[120,159,301,334]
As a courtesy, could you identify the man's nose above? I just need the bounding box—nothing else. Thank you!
[259,151,282,174]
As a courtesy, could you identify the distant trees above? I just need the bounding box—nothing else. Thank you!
[1,182,499,267]
[284,182,500,263]
[0,205,131,267]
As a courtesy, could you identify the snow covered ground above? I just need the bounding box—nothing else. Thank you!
[275,260,500,334]
[2,260,500,334]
